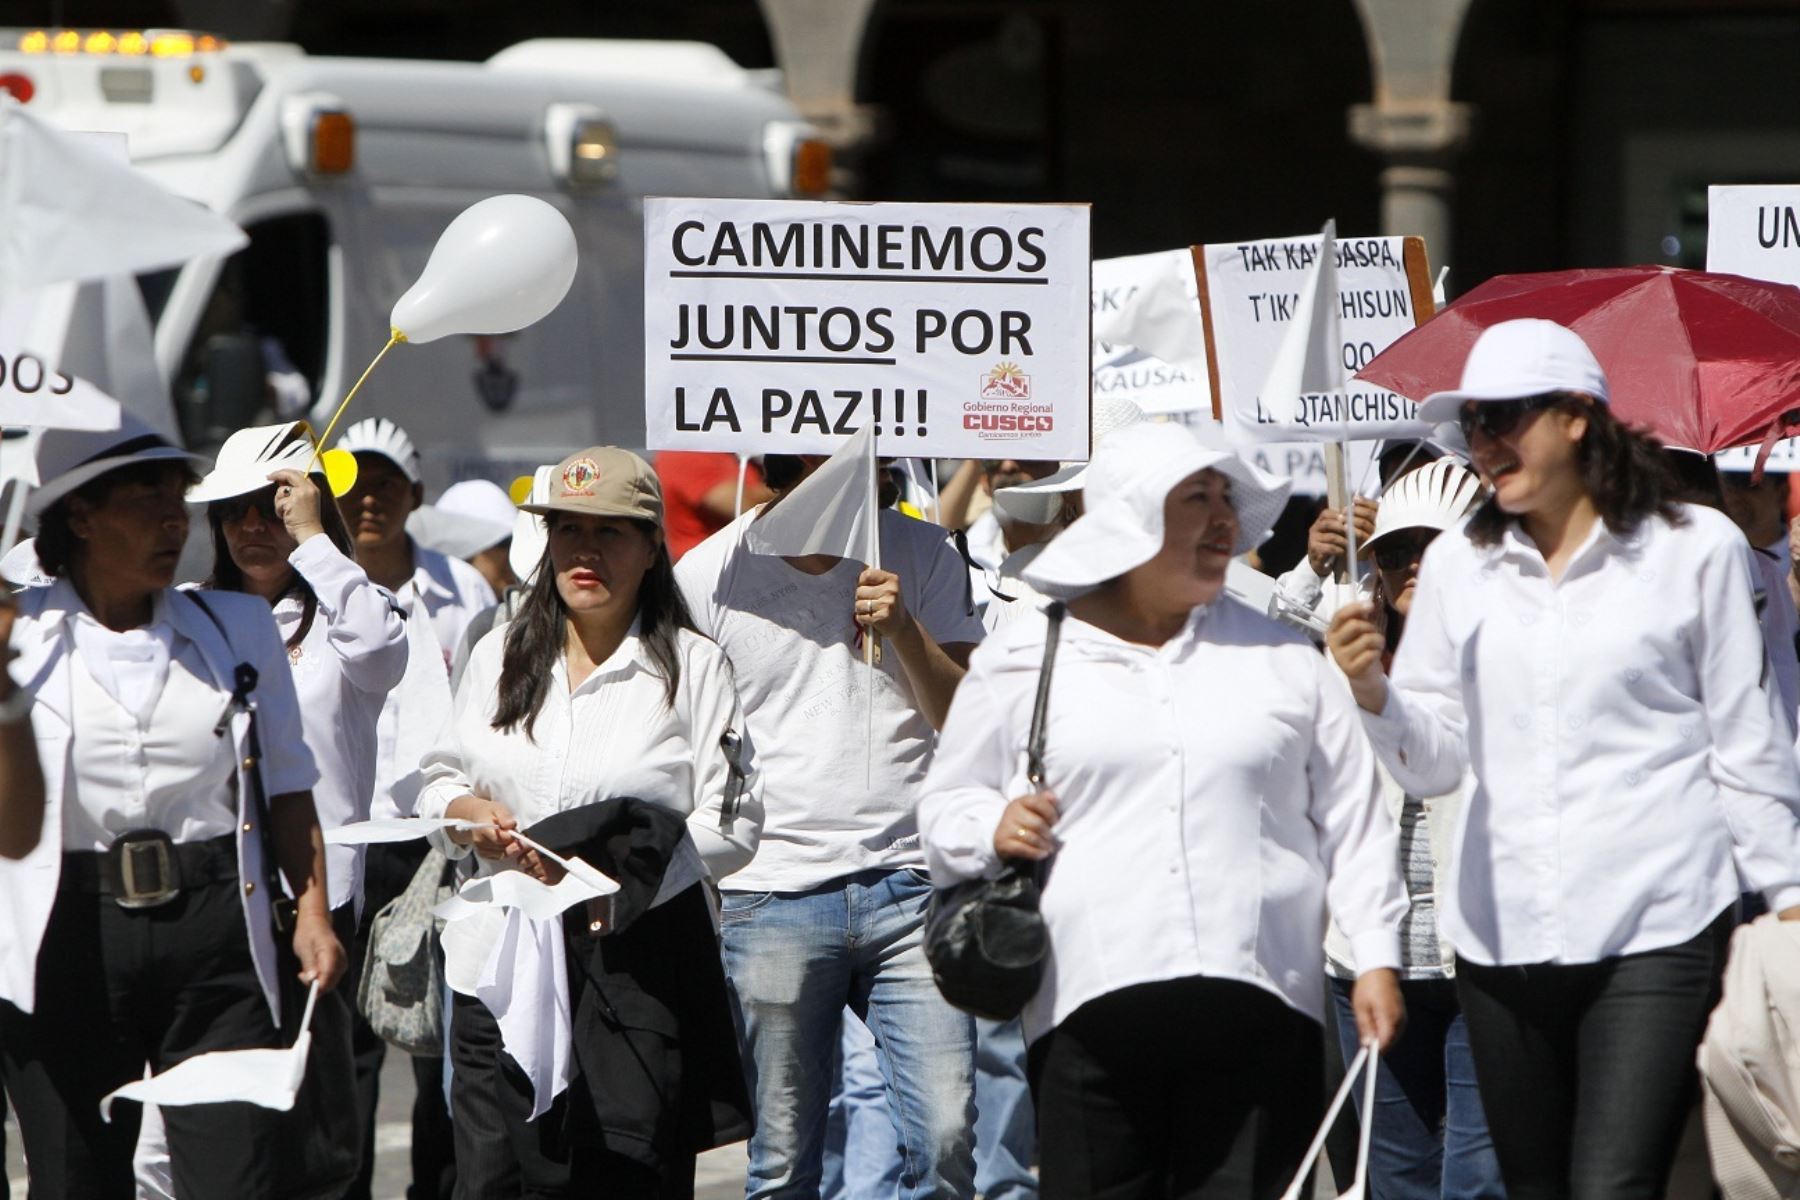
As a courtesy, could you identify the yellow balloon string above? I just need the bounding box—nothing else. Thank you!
[306,330,405,474]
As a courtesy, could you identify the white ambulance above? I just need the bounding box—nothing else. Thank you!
[0,28,829,490]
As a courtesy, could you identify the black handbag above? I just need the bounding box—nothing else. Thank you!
[924,601,1065,1022]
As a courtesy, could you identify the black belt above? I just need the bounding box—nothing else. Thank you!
[62,831,239,906]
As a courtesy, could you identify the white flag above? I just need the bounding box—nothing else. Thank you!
[101,983,319,1119]
[743,424,878,565]
[1092,249,1209,372]
[1233,219,1345,450]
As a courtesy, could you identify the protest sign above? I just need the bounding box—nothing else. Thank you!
[1707,186,1800,287]
[1091,251,1211,416]
[644,198,1090,459]
[1170,410,1378,499]
[1194,232,1434,443]
[1716,439,1800,473]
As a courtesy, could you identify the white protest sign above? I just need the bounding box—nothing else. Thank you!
[1716,439,1800,473]
[644,198,1090,459]
[1091,251,1211,416]
[1707,186,1800,286]
[1196,233,1434,442]
[1168,411,1376,499]
[0,348,121,431]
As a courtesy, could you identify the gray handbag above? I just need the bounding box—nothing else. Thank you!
[357,847,454,1055]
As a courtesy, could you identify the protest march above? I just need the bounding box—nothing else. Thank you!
[12,21,1800,1200]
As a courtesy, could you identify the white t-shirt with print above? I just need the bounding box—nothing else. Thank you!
[677,506,985,892]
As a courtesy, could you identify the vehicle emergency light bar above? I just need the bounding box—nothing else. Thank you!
[10,29,227,57]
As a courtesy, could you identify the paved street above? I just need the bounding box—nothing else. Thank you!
[3,1052,749,1200]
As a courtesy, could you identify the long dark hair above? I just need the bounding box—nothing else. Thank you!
[206,478,357,652]
[1466,395,1685,547]
[492,518,697,739]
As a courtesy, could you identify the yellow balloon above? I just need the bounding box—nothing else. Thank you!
[508,475,534,506]
[321,448,360,498]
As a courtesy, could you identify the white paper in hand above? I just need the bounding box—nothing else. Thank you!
[324,817,483,845]
[434,855,619,925]
[743,424,876,562]
[100,982,319,1119]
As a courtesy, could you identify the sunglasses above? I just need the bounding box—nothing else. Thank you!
[214,487,279,525]
[1372,530,1436,571]
[1457,394,1563,443]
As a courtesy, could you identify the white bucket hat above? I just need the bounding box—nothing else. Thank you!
[1416,318,1610,425]
[508,465,555,583]
[991,396,1147,524]
[1364,458,1485,553]
[337,416,421,483]
[1024,421,1291,594]
[31,413,202,516]
[407,479,517,560]
[188,421,322,503]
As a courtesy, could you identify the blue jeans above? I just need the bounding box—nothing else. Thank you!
[973,1018,1037,1200]
[1329,977,1505,1200]
[721,868,977,1200]
[823,1012,902,1200]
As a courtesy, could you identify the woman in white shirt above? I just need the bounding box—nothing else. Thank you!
[0,414,342,1198]
[194,421,409,921]
[921,421,1406,1200]
[1329,319,1800,1200]
[418,447,761,1199]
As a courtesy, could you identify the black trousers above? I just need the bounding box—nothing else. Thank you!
[0,866,283,1200]
[448,993,697,1200]
[349,839,456,1200]
[1026,976,1323,1200]
[1455,908,1732,1200]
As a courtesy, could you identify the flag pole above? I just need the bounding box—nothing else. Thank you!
[866,430,879,786]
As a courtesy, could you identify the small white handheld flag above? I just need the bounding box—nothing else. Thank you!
[100,982,321,1119]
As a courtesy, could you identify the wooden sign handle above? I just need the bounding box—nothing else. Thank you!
[1190,244,1225,422]
[1402,237,1436,326]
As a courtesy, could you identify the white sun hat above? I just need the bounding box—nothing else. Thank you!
[1024,421,1292,594]
[188,421,323,503]
[1416,318,1610,425]
[337,416,421,483]
[991,396,1148,524]
[507,465,556,582]
[30,413,203,516]
[408,479,518,560]
[1364,458,1486,554]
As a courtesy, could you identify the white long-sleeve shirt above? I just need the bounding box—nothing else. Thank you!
[1364,505,1800,968]
[920,600,1405,1043]
[263,536,409,911]
[418,623,762,988]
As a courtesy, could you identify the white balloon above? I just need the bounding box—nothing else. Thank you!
[390,195,579,345]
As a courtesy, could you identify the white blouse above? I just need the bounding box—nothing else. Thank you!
[920,600,1405,1043]
[418,623,763,984]
[1364,505,1800,967]
[262,536,409,911]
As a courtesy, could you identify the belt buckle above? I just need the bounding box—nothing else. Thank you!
[112,831,180,909]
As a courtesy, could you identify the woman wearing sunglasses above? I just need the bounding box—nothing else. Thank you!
[1323,458,1502,1200]
[194,422,410,920]
[1329,319,1800,1200]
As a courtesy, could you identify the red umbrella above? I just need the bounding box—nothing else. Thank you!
[1356,265,1800,454]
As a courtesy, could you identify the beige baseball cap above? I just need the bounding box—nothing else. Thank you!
[519,447,662,524]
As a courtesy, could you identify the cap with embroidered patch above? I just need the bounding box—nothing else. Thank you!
[519,447,662,524]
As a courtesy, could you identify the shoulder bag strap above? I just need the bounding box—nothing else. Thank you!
[187,592,293,932]
[1025,601,1065,789]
